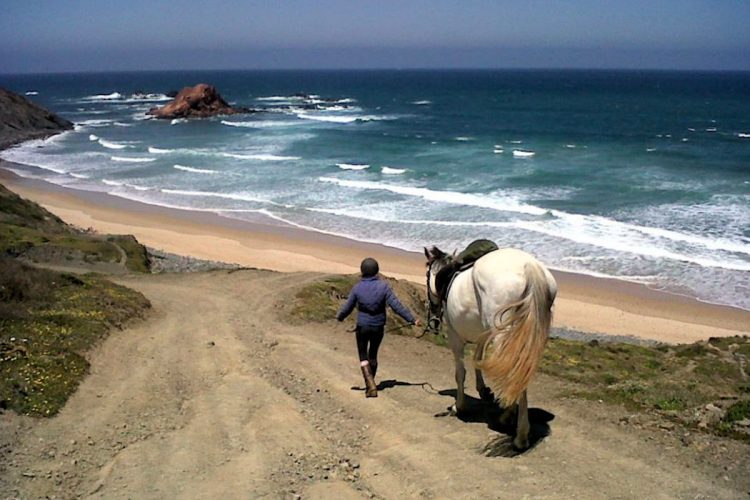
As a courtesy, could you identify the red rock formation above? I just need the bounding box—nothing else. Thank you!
[147,84,248,119]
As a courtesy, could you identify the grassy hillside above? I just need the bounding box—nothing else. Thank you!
[0,183,150,272]
[0,258,150,416]
[0,185,152,416]
[290,274,750,441]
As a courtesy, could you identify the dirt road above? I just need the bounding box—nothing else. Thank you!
[1,270,747,499]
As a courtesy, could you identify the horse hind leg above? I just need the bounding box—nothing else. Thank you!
[475,369,494,403]
[513,390,530,451]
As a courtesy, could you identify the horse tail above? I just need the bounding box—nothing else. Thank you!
[477,261,553,408]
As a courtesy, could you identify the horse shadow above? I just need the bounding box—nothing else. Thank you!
[435,389,555,457]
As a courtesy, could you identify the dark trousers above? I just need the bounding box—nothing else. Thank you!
[355,325,384,366]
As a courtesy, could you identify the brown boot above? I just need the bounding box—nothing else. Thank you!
[361,363,378,398]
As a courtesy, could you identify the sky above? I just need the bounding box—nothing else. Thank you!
[1,0,749,73]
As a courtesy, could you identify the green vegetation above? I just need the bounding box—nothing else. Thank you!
[0,183,150,272]
[290,274,750,441]
[0,258,150,416]
[541,337,748,417]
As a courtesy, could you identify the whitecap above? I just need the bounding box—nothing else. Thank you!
[77,119,114,127]
[256,96,303,101]
[148,146,172,154]
[454,137,473,141]
[221,119,299,128]
[160,188,268,204]
[170,118,187,125]
[89,134,99,141]
[114,122,133,127]
[646,148,657,152]
[296,113,393,124]
[111,156,155,163]
[102,179,151,191]
[98,138,128,149]
[318,177,546,216]
[509,140,523,144]
[513,150,535,158]
[222,153,301,161]
[738,133,750,138]
[173,164,217,174]
[381,167,406,175]
[411,100,432,105]
[336,163,370,170]
[564,144,577,148]
[87,92,122,100]
[706,127,717,132]
[25,91,38,96]
[69,172,89,179]
[681,138,689,142]
[493,149,504,154]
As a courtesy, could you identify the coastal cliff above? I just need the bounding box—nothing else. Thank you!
[0,88,73,150]
[147,83,249,119]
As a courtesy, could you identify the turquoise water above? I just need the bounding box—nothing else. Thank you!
[1,70,749,309]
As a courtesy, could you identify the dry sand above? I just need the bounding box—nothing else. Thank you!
[2,162,749,344]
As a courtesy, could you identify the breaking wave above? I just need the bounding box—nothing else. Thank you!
[173,164,218,174]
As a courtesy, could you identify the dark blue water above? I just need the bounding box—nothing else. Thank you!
[2,70,749,308]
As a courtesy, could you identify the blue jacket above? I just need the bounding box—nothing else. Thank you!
[336,277,416,328]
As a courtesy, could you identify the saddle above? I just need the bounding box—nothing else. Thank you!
[434,239,498,303]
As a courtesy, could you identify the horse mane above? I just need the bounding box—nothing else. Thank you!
[476,261,553,407]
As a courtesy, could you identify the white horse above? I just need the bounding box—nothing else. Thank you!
[425,246,557,450]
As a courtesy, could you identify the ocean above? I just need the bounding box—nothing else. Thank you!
[1,70,748,310]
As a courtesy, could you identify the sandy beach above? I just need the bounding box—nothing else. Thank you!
[2,161,749,344]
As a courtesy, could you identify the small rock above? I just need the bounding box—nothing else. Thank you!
[659,422,675,431]
[207,341,215,347]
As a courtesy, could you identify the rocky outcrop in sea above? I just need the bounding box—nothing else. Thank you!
[0,88,73,150]
[147,83,250,119]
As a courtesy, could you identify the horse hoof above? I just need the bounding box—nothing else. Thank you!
[512,438,529,451]
[449,404,466,417]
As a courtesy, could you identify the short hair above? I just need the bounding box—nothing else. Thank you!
[360,257,379,277]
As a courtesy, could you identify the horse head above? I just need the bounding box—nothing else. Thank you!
[423,246,454,333]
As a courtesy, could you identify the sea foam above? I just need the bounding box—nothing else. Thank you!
[110,156,155,163]
[318,177,547,216]
[222,153,301,161]
[381,167,406,175]
[336,163,370,170]
[174,164,217,174]
[98,138,128,149]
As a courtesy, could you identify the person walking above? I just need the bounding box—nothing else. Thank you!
[336,258,421,398]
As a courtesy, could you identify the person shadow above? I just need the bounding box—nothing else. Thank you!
[435,389,555,457]
[350,379,431,392]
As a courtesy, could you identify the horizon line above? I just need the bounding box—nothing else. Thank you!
[3,66,750,77]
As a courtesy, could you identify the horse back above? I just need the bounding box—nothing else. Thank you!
[472,248,557,327]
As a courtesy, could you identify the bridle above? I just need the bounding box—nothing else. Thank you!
[425,260,444,335]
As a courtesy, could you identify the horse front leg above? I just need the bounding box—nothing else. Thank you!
[448,328,467,416]
[513,390,530,451]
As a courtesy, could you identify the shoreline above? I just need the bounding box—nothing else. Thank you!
[2,160,749,344]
